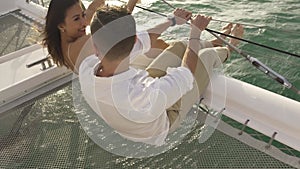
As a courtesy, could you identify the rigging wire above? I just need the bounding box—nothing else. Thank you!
[158,0,300,94]
[205,28,300,58]
[209,31,300,95]
[160,0,265,28]
[135,5,168,17]
[241,50,300,67]
[133,5,300,58]
[156,0,300,59]
[127,0,300,94]
[161,0,300,34]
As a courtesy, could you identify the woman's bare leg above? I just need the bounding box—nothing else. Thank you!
[227,24,244,51]
[210,23,233,47]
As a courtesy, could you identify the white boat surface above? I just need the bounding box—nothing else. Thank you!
[0,0,72,113]
[202,74,300,154]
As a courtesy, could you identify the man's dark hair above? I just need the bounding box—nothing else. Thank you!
[90,6,136,60]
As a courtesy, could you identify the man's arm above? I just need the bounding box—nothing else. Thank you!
[145,8,192,58]
[144,21,173,58]
[147,8,192,44]
[146,15,212,109]
[182,15,212,74]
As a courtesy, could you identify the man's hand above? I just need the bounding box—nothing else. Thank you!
[173,8,192,25]
[190,14,212,31]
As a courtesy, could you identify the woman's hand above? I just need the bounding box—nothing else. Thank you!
[85,0,105,24]
[127,0,140,13]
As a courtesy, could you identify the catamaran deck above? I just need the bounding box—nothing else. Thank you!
[0,3,72,113]
[0,0,299,168]
[1,84,299,168]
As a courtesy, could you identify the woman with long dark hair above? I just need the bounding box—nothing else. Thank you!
[42,0,141,73]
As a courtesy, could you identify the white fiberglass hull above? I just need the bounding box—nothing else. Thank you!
[0,1,72,113]
[202,74,300,152]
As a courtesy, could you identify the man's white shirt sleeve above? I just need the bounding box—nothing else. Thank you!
[151,66,194,109]
[129,30,151,60]
[118,66,194,123]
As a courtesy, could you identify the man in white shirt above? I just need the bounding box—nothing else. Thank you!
[79,6,195,146]
[79,6,243,145]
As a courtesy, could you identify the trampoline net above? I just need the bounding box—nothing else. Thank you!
[0,83,299,169]
[0,10,41,57]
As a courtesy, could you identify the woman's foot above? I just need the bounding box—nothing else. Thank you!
[227,24,244,51]
[211,23,233,47]
[222,24,244,62]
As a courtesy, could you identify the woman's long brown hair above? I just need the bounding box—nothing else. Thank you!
[42,0,81,68]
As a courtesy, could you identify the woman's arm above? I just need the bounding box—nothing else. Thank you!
[85,0,105,24]
[127,0,140,13]
[85,0,138,25]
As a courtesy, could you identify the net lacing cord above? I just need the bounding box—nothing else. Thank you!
[197,98,225,123]
[238,119,279,150]
[197,97,279,149]
[238,119,250,135]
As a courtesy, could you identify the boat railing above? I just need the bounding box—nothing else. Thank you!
[16,0,47,24]
[0,44,42,64]
[26,0,46,7]
[26,56,54,71]
[0,65,72,114]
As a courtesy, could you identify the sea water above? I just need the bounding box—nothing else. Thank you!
[132,0,300,102]
[39,0,300,101]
